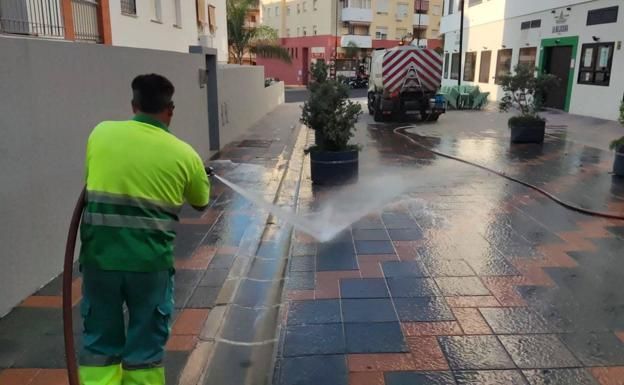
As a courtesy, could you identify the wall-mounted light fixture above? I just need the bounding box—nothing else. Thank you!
[555,39,561,44]
[483,46,488,50]
[551,10,556,14]
[592,36,601,42]
[502,44,507,48]
[566,7,571,11]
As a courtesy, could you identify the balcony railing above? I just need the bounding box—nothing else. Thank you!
[341,34,372,48]
[341,7,373,24]
[413,13,429,26]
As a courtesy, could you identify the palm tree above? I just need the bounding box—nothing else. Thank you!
[227,0,291,65]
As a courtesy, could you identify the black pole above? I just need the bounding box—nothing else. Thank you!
[458,0,464,87]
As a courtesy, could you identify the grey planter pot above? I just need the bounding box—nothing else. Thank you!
[310,149,359,185]
[613,146,624,176]
[509,119,546,144]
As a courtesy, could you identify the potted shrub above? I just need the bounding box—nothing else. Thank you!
[611,100,624,176]
[302,61,362,185]
[499,65,558,143]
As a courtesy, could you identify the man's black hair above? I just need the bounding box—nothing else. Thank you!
[131,74,175,114]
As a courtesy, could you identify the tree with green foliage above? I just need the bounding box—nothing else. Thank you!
[498,65,559,126]
[301,62,362,152]
[227,0,291,65]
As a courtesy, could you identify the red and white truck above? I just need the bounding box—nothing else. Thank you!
[368,45,446,122]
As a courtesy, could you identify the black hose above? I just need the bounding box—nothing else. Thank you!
[394,127,624,221]
[63,187,85,385]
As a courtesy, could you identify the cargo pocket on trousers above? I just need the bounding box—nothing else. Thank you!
[155,300,174,340]
[80,298,92,333]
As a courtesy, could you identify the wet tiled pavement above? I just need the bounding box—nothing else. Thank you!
[2,104,624,385]
[0,104,304,385]
[274,108,624,385]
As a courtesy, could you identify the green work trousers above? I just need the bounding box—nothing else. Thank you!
[79,266,174,385]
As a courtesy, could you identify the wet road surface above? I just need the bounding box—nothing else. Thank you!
[274,108,624,385]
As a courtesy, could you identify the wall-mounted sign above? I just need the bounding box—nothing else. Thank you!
[311,47,325,59]
[552,9,570,34]
[553,25,569,33]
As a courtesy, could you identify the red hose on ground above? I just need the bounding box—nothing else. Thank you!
[394,127,624,221]
[63,187,86,385]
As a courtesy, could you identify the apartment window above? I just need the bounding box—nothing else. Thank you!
[302,1,307,12]
[521,19,541,30]
[397,3,409,20]
[432,5,441,16]
[152,0,162,21]
[375,26,388,40]
[479,50,491,83]
[266,7,270,16]
[296,27,300,36]
[275,6,279,16]
[587,6,618,26]
[450,53,460,80]
[444,53,450,79]
[578,42,614,86]
[297,4,300,13]
[377,0,389,14]
[463,52,477,82]
[286,28,290,37]
[121,0,136,15]
[495,49,513,84]
[448,0,455,15]
[287,6,290,15]
[396,28,407,40]
[302,27,307,36]
[518,47,537,69]
[313,25,317,35]
[173,0,182,26]
[468,0,481,6]
[313,0,318,10]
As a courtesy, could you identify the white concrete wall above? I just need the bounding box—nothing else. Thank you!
[217,64,285,146]
[0,36,211,317]
[440,0,624,121]
[109,0,199,52]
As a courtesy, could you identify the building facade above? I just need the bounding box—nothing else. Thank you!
[440,0,623,121]
[258,0,444,85]
[0,0,228,61]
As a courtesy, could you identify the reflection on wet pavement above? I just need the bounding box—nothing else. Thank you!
[275,110,624,385]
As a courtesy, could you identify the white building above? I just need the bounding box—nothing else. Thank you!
[440,0,623,121]
[108,0,228,61]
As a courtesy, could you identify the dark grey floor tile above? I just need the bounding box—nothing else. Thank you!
[387,277,441,297]
[209,254,236,269]
[559,332,624,366]
[438,335,515,370]
[186,286,220,308]
[499,335,579,369]
[522,369,599,385]
[454,370,528,385]
[289,256,315,272]
[479,308,553,334]
[385,371,456,385]
[425,259,475,277]
[283,324,345,356]
[278,355,347,385]
[165,351,190,385]
[382,261,428,278]
[353,229,390,241]
[434,277,491,296]
[340,278,390,298]
[388,228,424,241]
[286,271,315,290]
[393,297,455,322]
[287,300,342,325]
[341,298,397,323]
[355,240,396,255]
[200,269,229,287]
[345,322,407,353]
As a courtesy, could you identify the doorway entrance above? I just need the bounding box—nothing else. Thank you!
[543,46,572,109]
[539,36,578,112]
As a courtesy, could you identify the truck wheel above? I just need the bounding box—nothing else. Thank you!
[373,96,384,122]
[427,113,440,122]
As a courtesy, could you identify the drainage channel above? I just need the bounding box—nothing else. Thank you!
[179,124,310,385]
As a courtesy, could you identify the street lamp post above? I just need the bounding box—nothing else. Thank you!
[458,0,464,87]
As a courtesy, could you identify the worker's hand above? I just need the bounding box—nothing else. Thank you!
[205,166,215,177]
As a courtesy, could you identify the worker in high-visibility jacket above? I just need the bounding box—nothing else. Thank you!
[78,74,211,385]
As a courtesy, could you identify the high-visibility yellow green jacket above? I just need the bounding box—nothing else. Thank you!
[79,115,210,272]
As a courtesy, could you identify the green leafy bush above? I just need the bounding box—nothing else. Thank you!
[301,61,362,152]
[498,65,559,122]
[610,100,624,151]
